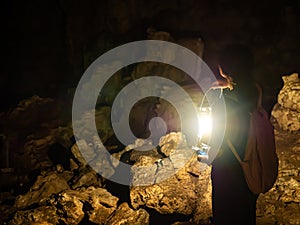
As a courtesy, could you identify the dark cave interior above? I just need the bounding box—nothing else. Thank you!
[0,0,300,225]
[2,0,300,110]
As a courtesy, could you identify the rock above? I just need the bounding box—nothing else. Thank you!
[129,98,158,139]
[256,131,300,224]
[54,190,85,225]
[130,157,211,218]
[87,189,118,224]
[272,103,300,133]
[159,132,188,156]
[29,222,54,225]
[8,206,58,225]
[272,73,300,133]
[3,95,61,134]
[89,148,118,179]
[278,178,300,203]
[172,222,198,225]
[130,133,212,221]
[15,171,69,209]
[95,106,115,141]
[274,203,300,225]
[0,95,74,191]
[0,192,17,224]
[277,73,300,112]
[70,158,79,171]
[71,139,94,167]
[72,106,114,144]
[71,167,101,189]
[55,164,64,173]
[105,202,149,225]
[71,138,117,180]
[23,135,55,170]
[176,38,204,58]
[51,187,119,225]
[19,129,73,173]
[147,28,174,41]
[76,61,124,107]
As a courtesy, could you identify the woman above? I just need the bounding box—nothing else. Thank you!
[211,44,259,225]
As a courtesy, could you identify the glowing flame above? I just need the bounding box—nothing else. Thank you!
[198,108,212,140]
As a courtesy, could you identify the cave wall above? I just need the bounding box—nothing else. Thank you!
[2,0,300,111]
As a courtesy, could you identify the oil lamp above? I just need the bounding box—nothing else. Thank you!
[192,106,213,160]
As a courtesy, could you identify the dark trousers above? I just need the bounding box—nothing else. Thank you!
[211,163,258,225]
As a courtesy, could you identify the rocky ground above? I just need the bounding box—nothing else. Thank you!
[0,97,299,225]
[256,130,300,225]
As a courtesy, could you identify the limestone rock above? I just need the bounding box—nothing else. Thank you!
[54,190,85,225]
[50,187,119,225]
[277,73,300,112]
[272,73,300,133]
[272,103,300,133]
[71,138,116,180]
[130,133,212,222]
[8,206,58,225]
[89,149,116,179]
[15,171,69,209]
[70,167,101,189]
[71,139,94,167]
[159,132,188,156]
[3,95,61,133]
[130,157,211,219]
[72,106,114,144]
[105,202,149,225]
[0,192,17,224]
[0,96,72,186]
[88,189,118,224]
[24,130,73,172]
[256,132,300,225]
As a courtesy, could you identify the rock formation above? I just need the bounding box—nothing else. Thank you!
[272,73,300,133]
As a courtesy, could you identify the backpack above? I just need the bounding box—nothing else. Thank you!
[227,85,279,194]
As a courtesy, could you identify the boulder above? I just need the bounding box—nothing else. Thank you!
[53,190,85,225]
[129,132,212,223]
[8,206,58,225]
[70,167,101,189]
[72,106,114,144]
[272,73,300,133]
[15,171,70,209]
[256,131,300,225]
[46,186,119,225]
[105,202,149,225]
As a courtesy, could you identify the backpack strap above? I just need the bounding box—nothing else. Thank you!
[227,139,243,164]
[255,83,263,110]
[226,83,262,164]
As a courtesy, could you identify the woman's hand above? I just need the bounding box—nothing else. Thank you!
[210,65,236,90]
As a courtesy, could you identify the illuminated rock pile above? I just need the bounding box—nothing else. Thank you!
[0,93,211,225]
[272,73,300,133]
[255,75,300,225]
[0,73,299,225]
